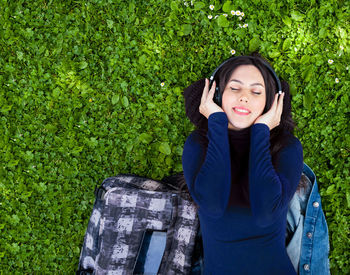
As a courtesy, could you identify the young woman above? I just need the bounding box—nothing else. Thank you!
[182,53,303,274]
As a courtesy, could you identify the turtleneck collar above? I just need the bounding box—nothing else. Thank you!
[228,126,251,140]
[228,126,251,155]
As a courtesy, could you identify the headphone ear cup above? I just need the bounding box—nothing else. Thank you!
[214,87,222,107]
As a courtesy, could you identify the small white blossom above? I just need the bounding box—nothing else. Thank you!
[239,24,242,28]
[208,15,213,19]
[243,23,248,28]
[184,1,188,6]
[236,11,241,16]
[223,13,228,17]
[161,82,165,87]
[294,47,298,51]
[346,66,349,70]
[231,49,236,55]
[214,15,219,19]
[191,0,193,6]
[239,16,243,20]
[335,78,339,83]
[209,4,214,10]
[340,45,344,50]
[231,10,235,15]
[241,12,245,17]
[328,59,334,64]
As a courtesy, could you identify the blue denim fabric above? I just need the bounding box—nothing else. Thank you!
[191,163,330,275]
[286,163,330,275]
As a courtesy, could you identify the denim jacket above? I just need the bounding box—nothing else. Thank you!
[286,163,331,275]
[191,163,331,275]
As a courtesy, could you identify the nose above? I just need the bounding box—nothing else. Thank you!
[239,95,248,103]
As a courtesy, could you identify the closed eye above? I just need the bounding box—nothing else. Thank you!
[231,88,261,95]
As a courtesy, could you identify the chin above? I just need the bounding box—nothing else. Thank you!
[228,122,253,131]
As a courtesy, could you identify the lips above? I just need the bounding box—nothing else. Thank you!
[233,107,251,115]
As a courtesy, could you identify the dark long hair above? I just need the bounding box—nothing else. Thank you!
[167,52,305,200]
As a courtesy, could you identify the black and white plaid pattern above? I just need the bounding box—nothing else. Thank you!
[78,174,199,275]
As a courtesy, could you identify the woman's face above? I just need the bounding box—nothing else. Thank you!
[222,65,266,131]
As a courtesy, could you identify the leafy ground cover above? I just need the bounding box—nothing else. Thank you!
[0,0,349,273]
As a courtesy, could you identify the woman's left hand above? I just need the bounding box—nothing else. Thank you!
[254,92,285,130]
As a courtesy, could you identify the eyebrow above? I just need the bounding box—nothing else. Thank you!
[230,79,264,87]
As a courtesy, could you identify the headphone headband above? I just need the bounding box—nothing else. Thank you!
[209,56,282,95]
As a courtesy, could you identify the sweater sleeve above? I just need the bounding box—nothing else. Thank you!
[182,112,231,218]
[249,123,303,227]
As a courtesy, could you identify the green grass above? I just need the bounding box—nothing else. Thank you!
[0,0,349,273]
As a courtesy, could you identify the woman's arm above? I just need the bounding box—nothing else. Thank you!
[249,123,303,227]
[182,112,231,218]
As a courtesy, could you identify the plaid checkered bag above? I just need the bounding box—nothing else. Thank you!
[77,174,199,275]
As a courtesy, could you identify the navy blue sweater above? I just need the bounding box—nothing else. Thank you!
[182,112,303,274]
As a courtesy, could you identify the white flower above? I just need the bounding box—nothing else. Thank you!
[223,13,228,17]
[214,15,219,19]
[208,15,213,19]
[328,59,334,64]
[340,45,344,50]
[161,82,165,87]
[231,49,236,55]
[231,10,235,15]
[236,10,241,16]
[243,23,248,28]
[294,47,297,51]
[184,1,188,6]
[191,0,194,6]
[335,78,339,83]
[346,66,349,70]
[239,16,243,20]
[209,4,214,10]
[239,24,242,28]
[241,12,245,17]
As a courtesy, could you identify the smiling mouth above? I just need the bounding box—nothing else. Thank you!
[233,107,250,115]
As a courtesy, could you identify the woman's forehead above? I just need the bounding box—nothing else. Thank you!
[228,65,265,86]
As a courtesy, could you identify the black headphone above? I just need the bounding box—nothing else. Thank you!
[209,56,282,107]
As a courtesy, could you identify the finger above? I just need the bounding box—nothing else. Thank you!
[208,80,216,100]
[276,92,285,117]
[270,93,279,112]
[201,78,209,103]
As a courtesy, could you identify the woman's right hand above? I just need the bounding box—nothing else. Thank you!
[199,78,224,119]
